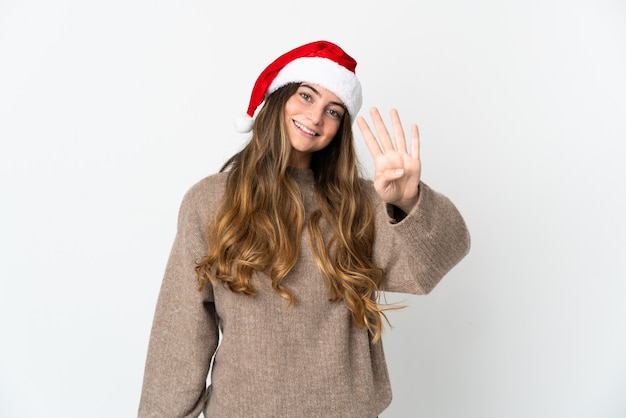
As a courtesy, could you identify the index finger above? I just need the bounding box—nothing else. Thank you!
[356,115,383,159]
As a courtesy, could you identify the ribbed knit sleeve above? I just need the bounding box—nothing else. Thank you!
[138,182,220,418]
[373,181,471,294]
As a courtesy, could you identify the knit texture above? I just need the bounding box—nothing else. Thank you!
[138,168,470,418]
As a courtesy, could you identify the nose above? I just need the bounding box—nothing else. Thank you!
[306,104,324,125]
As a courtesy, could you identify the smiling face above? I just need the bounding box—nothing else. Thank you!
[283,83,346,168]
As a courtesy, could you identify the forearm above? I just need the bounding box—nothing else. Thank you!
[374,182,470,294]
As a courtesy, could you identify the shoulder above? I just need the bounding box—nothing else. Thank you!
[185,172,229,199]
[178,171,229,219]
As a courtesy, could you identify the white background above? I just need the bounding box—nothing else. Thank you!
[1,0,625,417]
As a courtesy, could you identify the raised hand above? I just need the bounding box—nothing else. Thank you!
[356,107,421,214]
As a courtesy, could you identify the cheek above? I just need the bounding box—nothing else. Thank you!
[326,120,341,139]
[322,132,338,149]
[284,95,300,114]
[283,104,296,130]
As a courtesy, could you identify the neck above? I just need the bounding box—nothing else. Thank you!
[289,151,312,169]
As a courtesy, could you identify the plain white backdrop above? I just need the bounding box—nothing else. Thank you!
[1,0,625,417]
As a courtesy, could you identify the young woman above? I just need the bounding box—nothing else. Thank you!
[138,40,470,418]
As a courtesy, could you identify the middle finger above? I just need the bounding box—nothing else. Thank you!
[369,107,395,153]
[390,109,408,154]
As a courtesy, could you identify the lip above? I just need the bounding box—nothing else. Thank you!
[293,120,318,137]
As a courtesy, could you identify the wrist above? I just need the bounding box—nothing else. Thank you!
[395,200,417,215]
[394,186,420,214]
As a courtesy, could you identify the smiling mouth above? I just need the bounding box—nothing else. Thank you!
[294,120,317,136]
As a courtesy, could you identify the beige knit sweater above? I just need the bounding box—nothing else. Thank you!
[138,168,470,418]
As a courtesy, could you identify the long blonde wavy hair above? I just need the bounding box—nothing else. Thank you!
[196,83,390,342]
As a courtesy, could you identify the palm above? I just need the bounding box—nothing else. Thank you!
[356,107,421,213]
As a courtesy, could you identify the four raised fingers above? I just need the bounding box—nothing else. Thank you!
[357,107,419,159]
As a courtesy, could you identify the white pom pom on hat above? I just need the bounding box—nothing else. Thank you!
[235,112,255,134]
[235,40,362,133]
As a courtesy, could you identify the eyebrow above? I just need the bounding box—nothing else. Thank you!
[300,84,346,109]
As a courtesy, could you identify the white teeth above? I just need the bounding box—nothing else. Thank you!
[294,121,316,135]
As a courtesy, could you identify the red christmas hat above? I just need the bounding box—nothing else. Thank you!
[236,40,362,133]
